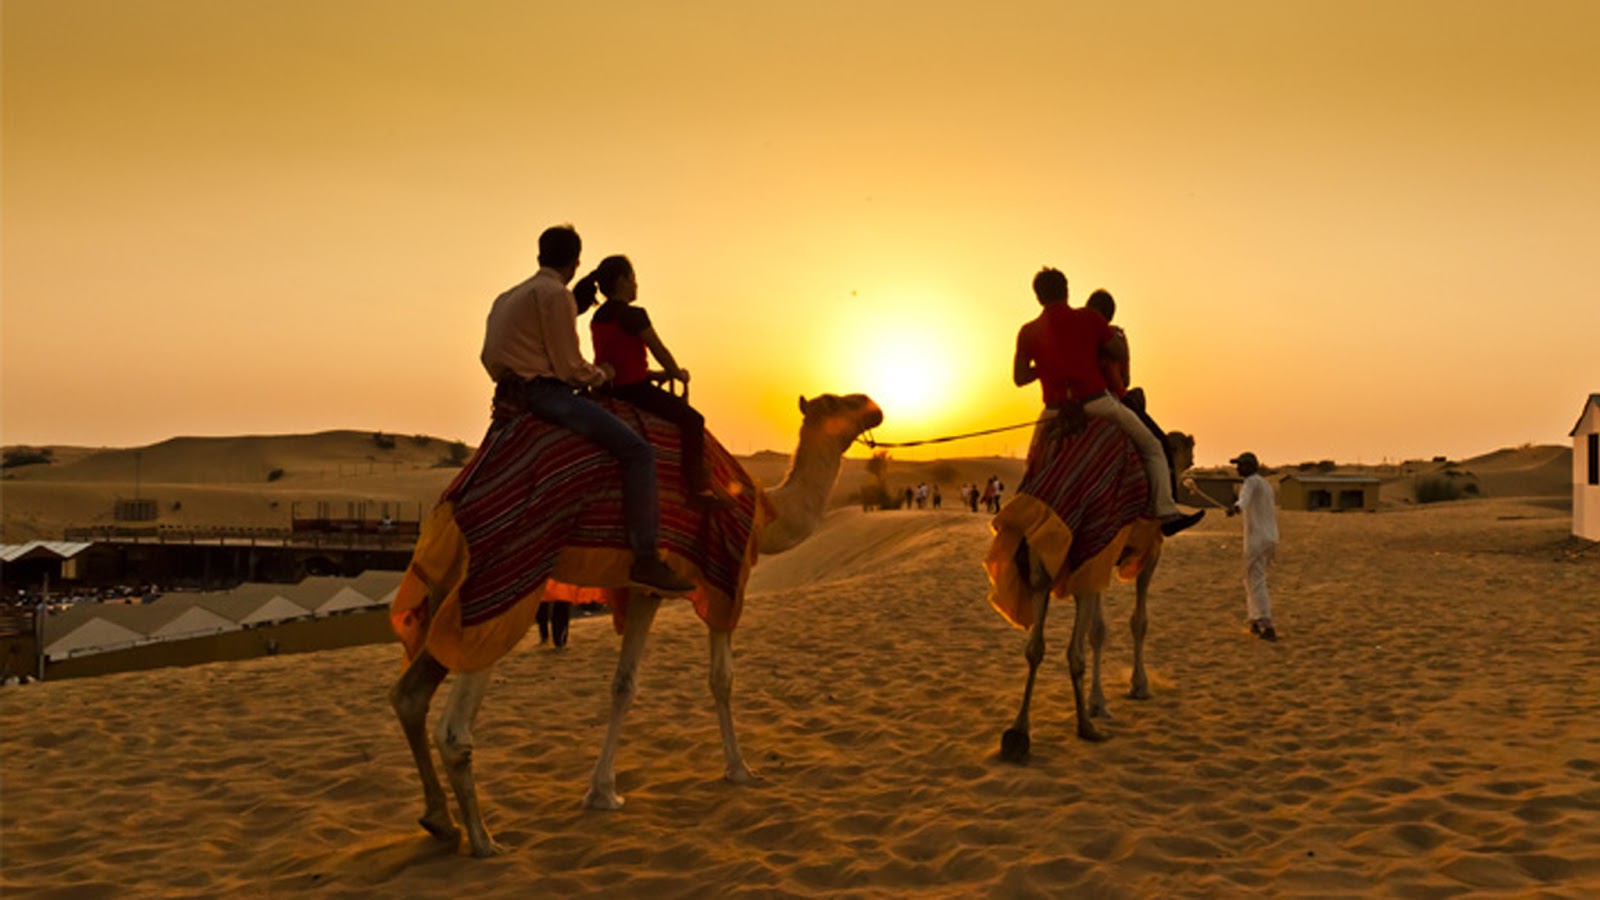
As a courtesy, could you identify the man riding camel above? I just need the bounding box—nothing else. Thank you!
[1012,267,1203,537]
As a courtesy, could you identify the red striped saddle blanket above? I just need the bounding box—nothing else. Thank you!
[985,416,1161,629]
[393,394,770,670]
[1018,416,1151,573]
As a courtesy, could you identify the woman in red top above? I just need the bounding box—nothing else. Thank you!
[576,255,727,507]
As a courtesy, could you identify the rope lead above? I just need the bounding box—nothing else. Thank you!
[856,418,1043,450]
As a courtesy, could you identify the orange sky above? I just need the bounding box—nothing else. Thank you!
[4,1,1597,466]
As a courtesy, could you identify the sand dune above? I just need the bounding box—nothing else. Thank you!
[2,433,1569,543]
[4,495,1598,897]
[1,431,1040,542]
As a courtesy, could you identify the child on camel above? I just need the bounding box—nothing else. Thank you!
[577,255,731,509]
[1012,267,1203,537]
[1084,288,1179,501]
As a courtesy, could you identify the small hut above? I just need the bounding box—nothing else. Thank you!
[1573,393,1600,541]
[1278,473,1380,512]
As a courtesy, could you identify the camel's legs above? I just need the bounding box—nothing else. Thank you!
[435,666,506,857]
[709,630,754,783]
[1067,592,1107,742]
[1127,560,1156,701]
[585,591,661,810]
[389,649,457,842]
[1000,589,1050,763]
[1087,598,1110,719]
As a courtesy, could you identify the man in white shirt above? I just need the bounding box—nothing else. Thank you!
[482,224,694,596]
[1227,451,1279,641]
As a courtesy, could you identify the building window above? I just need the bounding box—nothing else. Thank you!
[1589,433,1598,486]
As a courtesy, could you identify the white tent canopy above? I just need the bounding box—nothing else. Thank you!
[150,606,239,640]
[45,618,144,659]
[234,596,315,627]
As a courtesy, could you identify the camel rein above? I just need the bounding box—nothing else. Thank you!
[855,418,1044,450]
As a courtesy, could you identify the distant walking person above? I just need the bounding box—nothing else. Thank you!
[536,600,571,648]
[1227,451,1279,641]
[480,225,694,596]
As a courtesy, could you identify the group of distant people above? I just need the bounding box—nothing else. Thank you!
[879,479,1008,513]
[959,478,1005,514]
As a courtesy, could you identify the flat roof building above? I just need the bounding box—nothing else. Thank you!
[1278,473,1381,512]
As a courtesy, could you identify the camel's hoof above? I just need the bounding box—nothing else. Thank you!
[1089,702,1113,720]
[999,728,1031,764]
[469,836,511,858]
[1077,723,1109,743]
[583,788,626,811]
[725,764,756,785]
[1126,685,1152,701]
[419,812,460,842]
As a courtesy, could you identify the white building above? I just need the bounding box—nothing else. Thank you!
[1574,393,1600,541]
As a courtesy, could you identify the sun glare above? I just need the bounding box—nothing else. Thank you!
[861,343,952,426]
[820,286,995,451]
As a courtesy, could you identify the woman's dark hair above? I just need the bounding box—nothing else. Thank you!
[573,255,634,314]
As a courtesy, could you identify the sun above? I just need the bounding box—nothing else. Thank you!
[822,284,989,449]
[856,338,959,434]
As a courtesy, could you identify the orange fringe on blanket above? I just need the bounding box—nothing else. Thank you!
[984,494,1163,630]
[391,493,774,673]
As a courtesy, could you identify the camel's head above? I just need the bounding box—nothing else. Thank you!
[1166,430,1196,475]
[797,393,884,450]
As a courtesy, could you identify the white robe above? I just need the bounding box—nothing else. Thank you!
[1238,474,1279,622]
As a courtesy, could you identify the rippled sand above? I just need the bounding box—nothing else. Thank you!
[3,497,1598,897]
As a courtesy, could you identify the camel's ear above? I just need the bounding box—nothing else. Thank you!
[798,395,809,415]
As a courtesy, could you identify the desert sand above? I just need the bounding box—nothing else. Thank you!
[3,482,1598,897]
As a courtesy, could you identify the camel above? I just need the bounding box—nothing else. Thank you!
[388,392,883,857]
[984,415,1181,762]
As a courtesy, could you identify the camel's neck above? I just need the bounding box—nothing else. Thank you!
[758,427,848,555]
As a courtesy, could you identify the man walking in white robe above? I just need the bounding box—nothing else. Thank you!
[1227,451,1280,641]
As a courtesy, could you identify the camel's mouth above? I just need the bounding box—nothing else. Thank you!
[862,403,884,430]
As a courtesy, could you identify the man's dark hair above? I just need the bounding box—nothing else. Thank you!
[537,225,582,269]
[1086,289,1116,322]
[1032,267,1068,304]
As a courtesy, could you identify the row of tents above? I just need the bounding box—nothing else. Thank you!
[40,571,402,661]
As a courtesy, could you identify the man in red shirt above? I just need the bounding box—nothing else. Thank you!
[1013,268,1202,536]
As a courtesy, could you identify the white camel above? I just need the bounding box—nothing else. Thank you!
[389,393,882,856]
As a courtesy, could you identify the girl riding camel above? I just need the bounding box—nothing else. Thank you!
[577,255,731,508]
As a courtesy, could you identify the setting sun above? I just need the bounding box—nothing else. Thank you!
[857,340,955,429]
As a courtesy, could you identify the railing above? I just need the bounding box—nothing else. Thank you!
[0,605,37,638]
[61,524,419,548]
